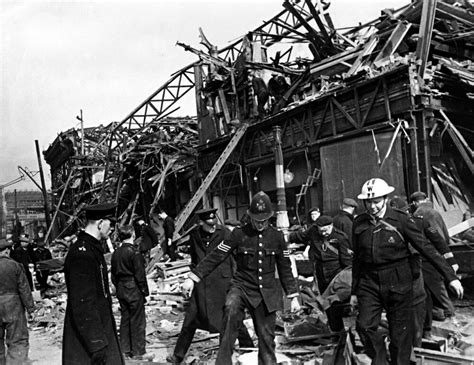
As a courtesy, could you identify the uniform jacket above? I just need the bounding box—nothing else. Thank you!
[10,246,32,273]
[192,224,298,313]
[185,225,233,332]
[31,246,52,266]
[137,224,158,252]
[352,207,457,294]
[413,202,450,243]
[0,256,34,320]
[62,231,124,365]
[333,210,354,246]
[111,242,149,296]
[290,227,351,291]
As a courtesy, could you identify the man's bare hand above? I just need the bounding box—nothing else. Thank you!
[182,278,194,299]
[350,295,358,309]
[290,297,300,313]
[448,279,463,299]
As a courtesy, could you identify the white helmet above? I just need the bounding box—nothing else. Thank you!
[357,178,395,200]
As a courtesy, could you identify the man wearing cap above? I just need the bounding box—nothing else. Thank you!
[351,178,463,365]
[289,215,352,331]
[182,192,300,364]
[333,198,359,247]
[409,191,457,336]
[10,234,34,290]
[111,224,153,361]
[0,238,35,364]
[167,208,253,364]
[62,203,124,365]
[134,217,158,266]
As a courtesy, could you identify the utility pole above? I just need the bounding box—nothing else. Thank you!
[35,140,52,233]
[273,126,289,231]
[76,109,85,155]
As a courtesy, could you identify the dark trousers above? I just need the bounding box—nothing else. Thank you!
[116,281,146,356]
[162,240,179,261]
[216,287,276,365]
[0,304,29,365]
[356,263,414,365]
[35,270,49,290]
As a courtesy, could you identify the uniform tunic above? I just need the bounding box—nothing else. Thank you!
[62,231,124,365]
[352,207,457,365]
[192,224,298,365]
[333,210,354,246]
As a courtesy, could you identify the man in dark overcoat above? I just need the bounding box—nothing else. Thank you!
[134,217,158,266]
[62,203,124,365]
[167,208,253,364]
[182,192,301,365]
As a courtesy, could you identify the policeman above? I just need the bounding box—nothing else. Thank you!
[0,238,35,364]
[111,224,153,361]
[290,215,352,331]
[351,178,463,365]
[167,208,253,364]
[182,192,300,365]
[333,198,359,247]
[62,203,124,365]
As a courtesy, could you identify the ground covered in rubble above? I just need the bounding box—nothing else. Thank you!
[24,266,474,365]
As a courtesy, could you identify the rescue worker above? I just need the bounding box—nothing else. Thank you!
[31,234,52,291]
[0,238,35,365]
[111,225,154,361]
[182,192,301,365]
[409,191,458,338]
[62,203,124,365]
[333,197,359,247]
[134,217,158,266]
[167,208,253,364]
[351,178,463,365]
[308,207,321,226]
[10,235,33,290]
[289,215,352,331]
[158,209,180,262]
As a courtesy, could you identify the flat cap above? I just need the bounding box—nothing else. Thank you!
[315,215,333,227]
[84,203,117,221]
[195,208,218,221]
[343,198,359,208]
[0,238,12,249]
[409,191,427,203]
[390,197,409,212]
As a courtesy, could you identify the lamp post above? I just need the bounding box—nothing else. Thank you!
[273,126,289,231]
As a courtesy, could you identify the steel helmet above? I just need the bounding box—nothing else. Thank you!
[247,191,274,221]
[357,178,395,200]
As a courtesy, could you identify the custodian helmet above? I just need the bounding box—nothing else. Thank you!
[357,178,395,200]
[247,191,274,221]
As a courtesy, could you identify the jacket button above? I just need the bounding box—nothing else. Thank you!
[244,251,247,254]
[259,251,263,256]
[259,285,263,288]
[258,260,262,264]
[259,234,262,238]
[259,276,262,280]
[259,243,263,247]
[259,268,262,272]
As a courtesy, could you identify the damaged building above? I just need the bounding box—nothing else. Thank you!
[44,0,473,263]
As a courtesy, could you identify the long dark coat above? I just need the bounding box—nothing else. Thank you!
[62,231,124,365]
[185,225,233,332]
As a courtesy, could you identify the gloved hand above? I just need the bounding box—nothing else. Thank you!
[91,347,107,365]
[182,278,195,299]
[448,279,464,299]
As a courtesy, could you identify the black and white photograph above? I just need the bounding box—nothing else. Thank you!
[1,0,473,363]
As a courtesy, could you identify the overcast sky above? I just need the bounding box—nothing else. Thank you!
[1,0,407,192]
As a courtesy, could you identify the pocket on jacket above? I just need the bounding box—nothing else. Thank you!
[237,247,255,269]
[263,248,280,272]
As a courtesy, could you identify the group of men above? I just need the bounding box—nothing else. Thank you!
[50,177,465,365]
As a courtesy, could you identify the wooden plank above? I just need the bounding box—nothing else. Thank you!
[414,347,474,364]
[373,21,412,68]
[416,0,437,78]
[448,218,474,237]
